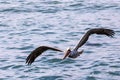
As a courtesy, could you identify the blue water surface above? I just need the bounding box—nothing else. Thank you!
[0,0,120,80]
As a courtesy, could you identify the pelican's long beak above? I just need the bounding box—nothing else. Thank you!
[63,49,71,59]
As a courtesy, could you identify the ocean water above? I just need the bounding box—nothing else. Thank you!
[0,0,120,80]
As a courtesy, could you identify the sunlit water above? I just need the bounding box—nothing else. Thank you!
[0,0,120,80]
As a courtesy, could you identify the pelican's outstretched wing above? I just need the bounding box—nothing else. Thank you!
[26,46,62,65]
[74,28,115,50]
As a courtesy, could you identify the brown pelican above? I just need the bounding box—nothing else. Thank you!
[26,28,115,65]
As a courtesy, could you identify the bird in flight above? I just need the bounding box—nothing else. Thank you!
[26,28,115,65]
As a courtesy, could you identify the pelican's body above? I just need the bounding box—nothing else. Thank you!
[69,50,78,58]
[26,28,115,65]
[63,49,83,59]
[68,50,83,58]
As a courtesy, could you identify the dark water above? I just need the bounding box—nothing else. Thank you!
[0,0,120,80]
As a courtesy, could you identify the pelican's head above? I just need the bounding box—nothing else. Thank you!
[63,47,71,59]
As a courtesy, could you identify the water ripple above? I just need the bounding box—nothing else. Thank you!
[36,76,62,80]
[108,71,120,76]
[0,7,61,13]
[7,45,33,50]
[85,76,96,80]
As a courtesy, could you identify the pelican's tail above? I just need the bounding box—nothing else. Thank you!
[78,50,84,55]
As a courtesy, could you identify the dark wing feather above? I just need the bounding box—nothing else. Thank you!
[26,46,62,65]
[74,28,115,50]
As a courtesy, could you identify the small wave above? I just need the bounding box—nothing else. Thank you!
[12,65,23,69]
[85,76,96,80]
[64,3,119,13]
[85,50,94,53]
[69,3,84,7]
[37,76,62,80]
[109,65,120,68]
[60,58,76,64]
[44,32,56,35]
[0,23,8,27]
[85,4,118,11]
[0,65,13,70]
[90,70,101,75]
[7,45,34,50]
[108,71,120,76]
[45,58,61,63]
[86,42,103,47]
[92,61,109,67]
[0,7,60,13]
[41,1,62,5]
[0,8,31,13]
